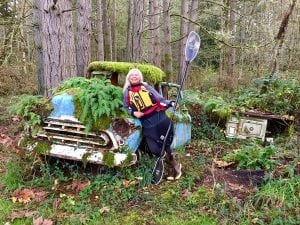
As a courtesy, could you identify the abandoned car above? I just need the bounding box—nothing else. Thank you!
[22,62,191,167]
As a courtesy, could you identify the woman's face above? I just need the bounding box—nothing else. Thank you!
[129,72,141,85]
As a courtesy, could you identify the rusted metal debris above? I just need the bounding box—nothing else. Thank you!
[233,110,294,121]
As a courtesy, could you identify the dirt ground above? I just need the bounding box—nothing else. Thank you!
[201,168,266,199]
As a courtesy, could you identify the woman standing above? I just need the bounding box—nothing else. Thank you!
[123,68,182,180]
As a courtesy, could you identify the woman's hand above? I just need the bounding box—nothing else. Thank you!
[171,101,179,110]
[133,111,144,118]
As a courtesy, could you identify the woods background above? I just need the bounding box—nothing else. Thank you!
[0,0,299,96]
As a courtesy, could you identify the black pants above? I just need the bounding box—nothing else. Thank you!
[141,111,174,158]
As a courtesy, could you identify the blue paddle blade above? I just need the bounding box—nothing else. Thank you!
[152,158,164,185]
[185,31,201,62]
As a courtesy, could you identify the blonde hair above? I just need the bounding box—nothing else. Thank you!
[123,68,144,92]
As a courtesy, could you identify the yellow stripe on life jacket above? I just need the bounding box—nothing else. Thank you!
[129,85,157,112]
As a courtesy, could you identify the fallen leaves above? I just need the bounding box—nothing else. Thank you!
[181,189,192,199]
[0,133,25,157]
[33,217,53,225]
[8,210,37,221]
[123,179,136,188]
[11,188,48,203]
[12,189,35,203]
[66,180,90,192]
[0,133,14,146]
[99,206,110,214]
[213,159,235,168]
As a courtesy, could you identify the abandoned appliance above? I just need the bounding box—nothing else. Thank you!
[226,111,294,141]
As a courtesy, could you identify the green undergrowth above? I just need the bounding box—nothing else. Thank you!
[1,158,24,192]
[1,90,300,224]
[1,135,299,224]
[223,143,278,170]
[8,95,53,134]
[185,76,300,120]
[240,175,300,225]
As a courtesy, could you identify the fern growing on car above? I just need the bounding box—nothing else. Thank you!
[55,77,126,131]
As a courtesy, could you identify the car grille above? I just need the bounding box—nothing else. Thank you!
[35,118,117,150]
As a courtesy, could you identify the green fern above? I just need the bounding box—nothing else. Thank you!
[9,95,53,134]
[57,77,126,131]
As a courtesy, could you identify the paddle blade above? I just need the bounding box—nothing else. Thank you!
[152,158,164,185]
[185,31,201,62]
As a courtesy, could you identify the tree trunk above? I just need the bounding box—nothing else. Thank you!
[186,0,199,85]
[178,0,189,86]
[148,0,154,63]
[132,0,144,62]
[148,0,161,67]
[227,0,236,81]
[270,0,297,76]
[162,0,172,80]
[76,0,92,76]
[219,0,228,80]
[96,0,104,61]
[126,0,133,61]
[32,0,44,94]
[102,0,112,61]
[41,0,77,97]
[111,0,117,61]
[188,0,199,33]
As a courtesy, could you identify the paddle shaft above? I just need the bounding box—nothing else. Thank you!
[158,61,190,159]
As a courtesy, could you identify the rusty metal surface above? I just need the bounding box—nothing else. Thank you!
[233,110,294,121]
[111,118,132,137]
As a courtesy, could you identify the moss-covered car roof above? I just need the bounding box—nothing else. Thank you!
[87,61,165,84]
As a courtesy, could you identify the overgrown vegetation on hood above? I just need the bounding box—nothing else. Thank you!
[54,77,127,131]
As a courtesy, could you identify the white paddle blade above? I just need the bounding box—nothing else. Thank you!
[185,31,201,62]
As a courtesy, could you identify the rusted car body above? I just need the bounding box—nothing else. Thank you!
[34,62,191,167]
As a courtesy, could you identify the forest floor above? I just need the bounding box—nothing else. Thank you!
[0,96,299,225]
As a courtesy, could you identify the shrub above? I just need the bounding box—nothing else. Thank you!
[223,144,278,170]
